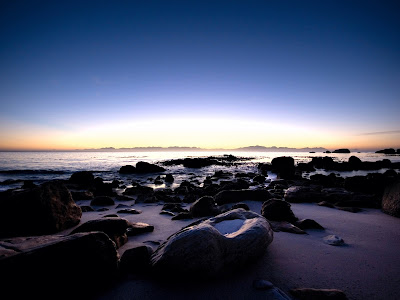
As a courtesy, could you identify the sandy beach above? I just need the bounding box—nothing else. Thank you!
[61,199,400,300]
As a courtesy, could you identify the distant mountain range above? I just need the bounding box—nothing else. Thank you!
[80,145,329,152]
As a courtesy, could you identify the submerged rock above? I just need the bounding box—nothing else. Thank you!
[150,209,273,278]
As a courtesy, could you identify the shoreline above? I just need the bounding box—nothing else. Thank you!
[1,154,400,299]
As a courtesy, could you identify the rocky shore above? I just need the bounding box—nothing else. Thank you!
[1,155,400,299]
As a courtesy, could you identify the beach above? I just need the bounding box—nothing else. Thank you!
[1,152,400,300]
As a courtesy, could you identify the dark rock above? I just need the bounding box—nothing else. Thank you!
[135,161,166,173]
[80,205,94,212]
[22,180,36,189]
[150,209,273,278]
[123,184,153,196]
[333,149,350,153]
[318,201,336,208]
[271,156,295,179]
[0,232,119,298]
[117,208,142,214]
[172,212,193,220]
[253,175,267,184]
[97,207,109,211]
[231,203,250,211]
[295,219,324,230]
[165,174,174,183]
[382,180,400,217]
[160,210,176,216]
[90,196,115,206]
[103,214,119,218]
[348,156,362,169]
[215,189,272,205]
[336,206,362,213]
[71,190,94,200]
[127,222,154,235]
[69,171,95,185]
[120,245,154,274]
[0,181,82,238]
[71,217,129,248]
[261,199,297,223]
[119,165,136,174]
[190,196,220,217]
[284,186,322,203]
[290,288,348,300]
[253,279,274,290]
[321,188,352,203]
[376,148,396,154]
[268,221,306,234]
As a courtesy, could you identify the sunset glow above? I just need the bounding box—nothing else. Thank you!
[1,1,399,151]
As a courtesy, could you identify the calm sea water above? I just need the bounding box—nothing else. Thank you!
[0,151,399,191]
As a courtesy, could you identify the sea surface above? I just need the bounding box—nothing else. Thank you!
[1,151,399,192]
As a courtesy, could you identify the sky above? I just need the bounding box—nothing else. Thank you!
[0,0,399,151]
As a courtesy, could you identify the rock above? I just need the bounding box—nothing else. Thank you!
[271,156,295,179]
[253,279,274,290]
[117,208,142,214]
[348,156,362,169]
[268,221,307,234]
[172,212,193,220]
[0,181,82,238]
[318,201,336,208]
[323,235,344,246]
[382,180,400,217]
[123,184,153,196]
[333,149,350,153]
[71,190,94,200]
[120,245,154,274]
[119,165,137,174]
[261,199,298,222]
[90,196,115,206]
[336,206,362,213]
[253,175,266,184]
[150,209,273,278]
[0,232,119,298]
[80,205,94,212]
[231,203,250,211]
[165,174,174,183]
[135,161,166,173]
[71,217,130,248]
[295,219,324,230]
[69,171,94,185]
[290,288,348,299]
[190,196,220,217]
[160,210,176,216]
[284,186,322,203]
[22,180,36,189]
[376,148,396,154]
[214,189,272,205]
[127,222,154,235]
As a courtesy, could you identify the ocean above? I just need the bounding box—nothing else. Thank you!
[1,151,399,192]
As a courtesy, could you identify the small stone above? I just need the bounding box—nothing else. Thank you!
[323,235,344,246]
[253,279,274,290]
[117,208,142,214]
[160,210,175,216]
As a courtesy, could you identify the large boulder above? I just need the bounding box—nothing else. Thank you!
[214,189,272,205]
[70,217,130,248]
[190,196,220,217]
[0,181,82,238]
[0,232,119,298]
[382,180,400,217]
[150,209,273,278]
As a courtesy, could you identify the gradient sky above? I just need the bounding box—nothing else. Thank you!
[1,0,399,151]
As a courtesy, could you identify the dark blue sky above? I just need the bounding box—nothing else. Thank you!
[1,1,399,150]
